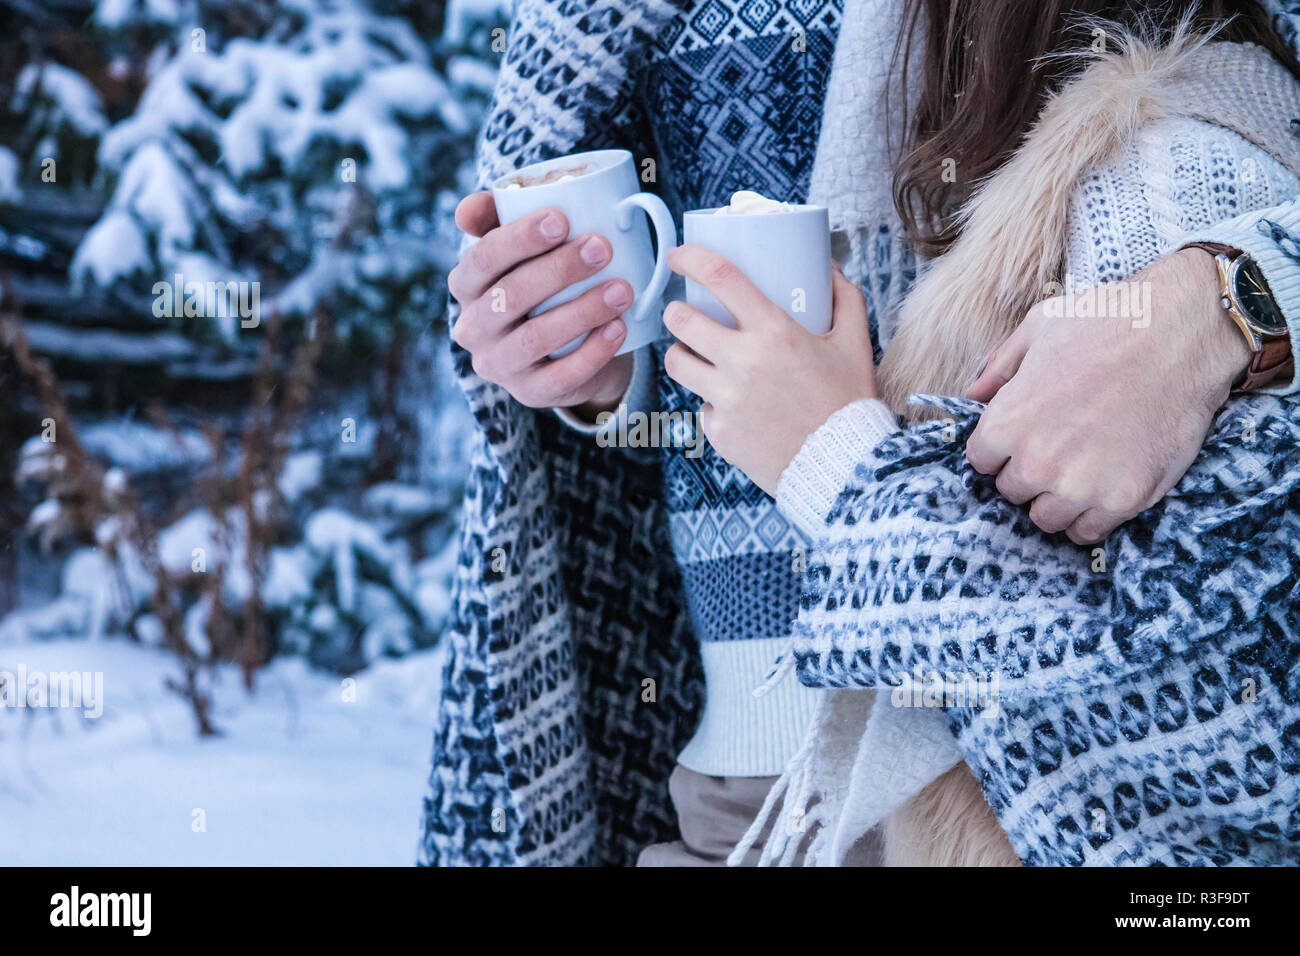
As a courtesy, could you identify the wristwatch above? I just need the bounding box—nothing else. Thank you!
[1182,241,1294,392]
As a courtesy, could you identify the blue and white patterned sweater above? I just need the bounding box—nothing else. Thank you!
[785,388,1300,865]
[643,0,843,775]
[551,0,854,774]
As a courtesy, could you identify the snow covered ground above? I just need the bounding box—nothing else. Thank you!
[0,637,444,866]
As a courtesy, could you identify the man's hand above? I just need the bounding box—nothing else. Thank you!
[965,248,1250,545]
[447,191,633,415]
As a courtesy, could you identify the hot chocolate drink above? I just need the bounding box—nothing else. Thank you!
[505,164,592,189]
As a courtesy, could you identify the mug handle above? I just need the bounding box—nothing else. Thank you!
[615,192,676,328]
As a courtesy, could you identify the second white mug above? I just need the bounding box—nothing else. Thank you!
[682,203,832,333]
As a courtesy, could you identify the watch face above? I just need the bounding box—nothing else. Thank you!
[1230,257,1289,336]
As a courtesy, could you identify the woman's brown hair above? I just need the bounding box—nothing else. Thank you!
[893,0,1300,257]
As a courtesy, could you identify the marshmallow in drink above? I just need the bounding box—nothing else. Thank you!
[713,189,792,215]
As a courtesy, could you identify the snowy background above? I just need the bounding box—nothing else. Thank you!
[0,0,506,864]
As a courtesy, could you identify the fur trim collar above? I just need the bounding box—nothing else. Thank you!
[877,32,1300,419]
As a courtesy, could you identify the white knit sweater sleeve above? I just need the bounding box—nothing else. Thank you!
[775,397,902,538]
[1066,116,1300,396]
[1064,115,1299,293]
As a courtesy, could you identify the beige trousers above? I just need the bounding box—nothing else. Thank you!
[636,764,883,866]
[636,763,1019,866]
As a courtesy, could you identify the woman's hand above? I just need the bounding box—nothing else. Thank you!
[664,244,878,496]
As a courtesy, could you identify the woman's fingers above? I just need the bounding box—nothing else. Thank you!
[663,299,734,363]
[827,270,878,400]
[829,269,869,338]
[663,341,718,402]
[667,243,783,332]
[698,401,716,444]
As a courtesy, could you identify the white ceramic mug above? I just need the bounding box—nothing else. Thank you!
[491,149,675,357]
[682,204,832,332]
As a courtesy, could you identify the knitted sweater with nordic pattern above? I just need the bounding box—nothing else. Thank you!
[641,0,843,775]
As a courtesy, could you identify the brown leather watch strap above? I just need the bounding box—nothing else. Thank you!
[1182,241,1243,259]
[1182,240,1243,259]
[1180,241,1293,392]
[1238,338,1295,393]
